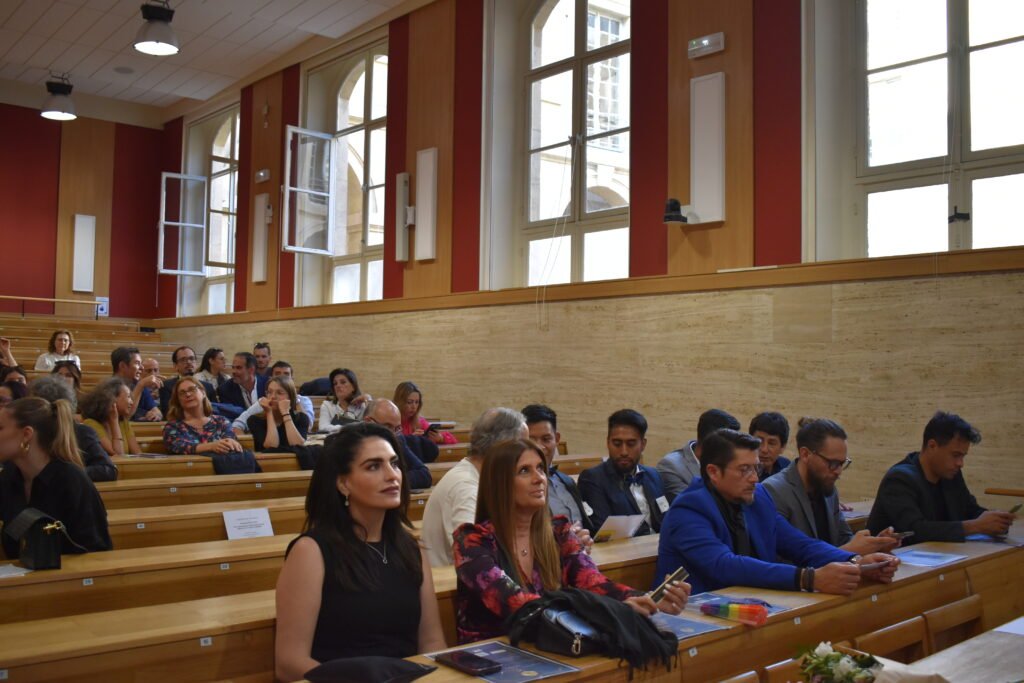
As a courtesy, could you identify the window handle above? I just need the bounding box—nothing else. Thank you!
[948,205,970,224]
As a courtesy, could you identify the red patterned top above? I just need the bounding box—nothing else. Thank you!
[452,516,641,644]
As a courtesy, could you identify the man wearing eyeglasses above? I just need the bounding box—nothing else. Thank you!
[657,429,899,595]
[763,418,899,554]
[358,398,433,490]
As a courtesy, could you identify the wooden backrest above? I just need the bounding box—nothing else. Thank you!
[854,615,929,663]
[763,657,803,683]
[718,671,759,683]
[922,593,983,653]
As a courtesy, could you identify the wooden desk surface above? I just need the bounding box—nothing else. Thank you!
[904,620,1024,682]
[985,487,1024,498]
[96,469,314,508]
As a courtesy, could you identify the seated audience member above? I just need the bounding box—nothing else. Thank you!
[253,342,273,378]
[231,363,315,433]
[142,357,162,405]
[158,346,219,415]
[360,399,432,490]
[33,329,81,371]
[270,362,314,419]
[219,352,268,413]
[657,430,898,595]
[31,377,117,482]
[393,381,457,444]
[0,396,112,556]
[110,346,162,421]
[422,407,527,567]
[274,423,447,680]
[247,376,310,452]
[658,408,740,500]
[0,380,28,407]
[523,403,596,534]
[195,347,230,388]
[51,360,82,399]
[162,377,243,456]
[454,439,689,644]
[0,336,15,369]
[578,409,668,536]
[80,377,141,456]
[749,411,792,481]
[763,418,898,554]
[868,411,1015,542]
[319,368,371,433]
[0,365,28,385]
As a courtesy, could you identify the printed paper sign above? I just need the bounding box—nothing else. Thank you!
[223,508,274,540]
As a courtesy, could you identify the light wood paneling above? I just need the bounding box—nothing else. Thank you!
[402,0,455,297]
[246,72,284,313]
[667,0,755,275]
[169,270,1024,511]
[55,118,115,317]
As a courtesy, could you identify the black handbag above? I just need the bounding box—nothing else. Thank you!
[211,449,261,475]
[536,607,603,657]
[3,508,63,569]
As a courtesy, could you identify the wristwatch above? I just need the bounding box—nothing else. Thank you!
[849,555,862,565]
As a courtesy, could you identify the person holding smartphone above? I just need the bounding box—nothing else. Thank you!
[393,381,457,445]
[453,439,690,644]
[274,423,447,681]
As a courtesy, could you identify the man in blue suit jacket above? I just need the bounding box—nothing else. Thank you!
[218,352,269,415]
[657,429,898,595]
[578,409,670,537]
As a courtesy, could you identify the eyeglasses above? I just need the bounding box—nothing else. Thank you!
[178,386,200,397]
[731,464,760,479]
[366,417,402,436]
[811,450,853,472]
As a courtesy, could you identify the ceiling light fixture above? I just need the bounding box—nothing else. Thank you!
[41,74,77,121]
[134,1,179,56]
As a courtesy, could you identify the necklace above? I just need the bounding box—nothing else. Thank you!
[365,540,388,564]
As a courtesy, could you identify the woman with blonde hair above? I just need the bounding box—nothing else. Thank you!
[163,377,242,456]
[0,396,112,557]
[80,377,141,456]
[248,376,310,451]
[34,329,81,371]
[393,381,456,445]
[453,439,689,644]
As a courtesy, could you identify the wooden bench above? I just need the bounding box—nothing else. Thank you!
[434,440,568,463]
[113,450,292,479]
[426,453,600,485]
[135,433,256,456]
[96,471,313,509]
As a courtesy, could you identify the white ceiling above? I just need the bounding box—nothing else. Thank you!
[0,0,401,109]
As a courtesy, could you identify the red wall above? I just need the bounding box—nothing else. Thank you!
[753,0,802,266]
[234,89,253,312]
[383,15,410,299]
[277,64,301,309]
[0,104,61,314]
[110,122,166,318]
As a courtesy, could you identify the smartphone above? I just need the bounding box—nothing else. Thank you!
[892,531,915,540]
[435,650,502,676]
[859,560,892,571]
[1010,503,1022,514]
[426,423,441,433]
[650,566,689,603]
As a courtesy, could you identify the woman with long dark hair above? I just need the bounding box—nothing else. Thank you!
[51,360,82,400]
[195,347,230,388]
[453,439,690,643]
[393,381,457,445]
[80,377,140,456]
[274,423,446,680]
[317,368,371,433]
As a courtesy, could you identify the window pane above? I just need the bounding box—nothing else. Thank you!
[866,0,946,70]
[212,116,235,159]
[287,191,330,252]
[332,263,361,303]
[529,145,573,222]
[289,132,331,194]
[368,127,386,187]
[586,53,630,136]
[337,57,367,130]
[207,213,235,265]
[333,132,364,257]
[165,176,206,226]
[531,70,573,149]
[367,259,384,300]
[969,0,1024,46]
[207,282,227,315]
[370,51,388,120]
[162,225,205,272]
[587,3,630,50]
[970,42,1024,151]
[867,184,948,257]
[532,0,574,68]
[585,131,629,213]
[583,228,629,281]
[868,58,947,166]
[972,173,1024,248]
[528,235,571,286]
[367,186,385,247]
[209,172,236,215]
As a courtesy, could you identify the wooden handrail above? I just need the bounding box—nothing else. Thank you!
[0,295,103,319]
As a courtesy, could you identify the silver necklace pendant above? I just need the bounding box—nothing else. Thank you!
[366,541,388,564]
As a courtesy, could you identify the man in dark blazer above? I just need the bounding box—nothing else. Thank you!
[868,411,1014,543]
[158,346,218,415]
[218,352,269,414]
[578,409,669,537]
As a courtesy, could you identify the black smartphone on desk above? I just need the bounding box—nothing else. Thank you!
[435,650,503,675]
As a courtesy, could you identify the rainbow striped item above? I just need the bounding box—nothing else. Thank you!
[698,601,769,627]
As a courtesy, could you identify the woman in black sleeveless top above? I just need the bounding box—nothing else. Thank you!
[275,423,447,681]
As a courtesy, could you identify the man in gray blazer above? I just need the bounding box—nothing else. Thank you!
[657,408,739,500]
[763,417,898,555]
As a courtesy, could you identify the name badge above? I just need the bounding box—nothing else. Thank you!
[656,496,670,513]
[583,502,595,517]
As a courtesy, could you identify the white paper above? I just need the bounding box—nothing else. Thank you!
[656,496,670,513]
[594,514,646,542]
[995,616,1024,636]
[222,508,274,540]
[0,563,32,579]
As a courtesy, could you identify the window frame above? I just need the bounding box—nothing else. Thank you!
[158,171,207,278]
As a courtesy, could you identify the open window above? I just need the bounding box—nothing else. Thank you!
[158,171,208,277]
[282,125,335,256]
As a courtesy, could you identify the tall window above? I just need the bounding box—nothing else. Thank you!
[525,0,631,286]
[859,0,1024,257]
[297,42,387,305]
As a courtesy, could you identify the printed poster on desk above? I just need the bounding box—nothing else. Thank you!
[430,642,579,683]
[688,592,789,616]
[651,612,728,640]
[894,549,967,567]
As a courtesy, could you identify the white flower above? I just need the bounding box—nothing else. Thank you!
[813,641,834,657]
[834,655,858,678]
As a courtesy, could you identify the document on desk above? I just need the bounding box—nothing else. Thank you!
[893,549,967,567]
[430,642,579,682]
[995,616,1024,636]
[0,563,32,579]
[651,612,728,640]
[593,514,646,542]
[965,533,1024,547]
[842,509,868,520]
[688,592,790,616]
[222,508,274,540]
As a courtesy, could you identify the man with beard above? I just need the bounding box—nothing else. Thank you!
[763,418,899,554]
[657,429,899,594]
[578,409,669,537]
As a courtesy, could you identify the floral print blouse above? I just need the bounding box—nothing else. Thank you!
[162,415,236,455]
[452,515,640,643]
